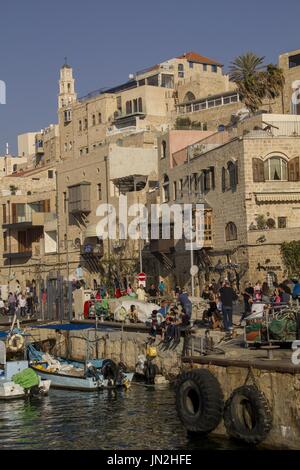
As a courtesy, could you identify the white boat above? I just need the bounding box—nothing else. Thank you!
[0,341,51,400]
[28,345,134,391]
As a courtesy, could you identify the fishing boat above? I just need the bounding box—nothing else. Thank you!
[27,344,134,391]
[0,341,51,399]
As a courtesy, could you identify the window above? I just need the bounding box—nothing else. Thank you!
[133,99,138,113]
[48,170,54,179]
[64,110,71,122]
[173,181,177,201]
[161,140,167,159]
[189,62,194,68]
[126,101,132,114]
[97,183,102,200]
[117,96,122,112]
[264,157,287,181]
[162,175,170,203]
[79,120,82,132]
[67,83,71,92]
[211,64,217,73]
[138,97,143,112]
[86,147,89,154]
[278,217,287,228]
[98,112,102,124]
[63,192,67,213]
[3,231,7,252]
[92,114,96,126]
[64,142,68,152]
[69,141,73,150]
[80,149,83,156]
[228,161,238,189]
[178,63,184,71]
[203,64,207,71]
[204,170,211,191]
[2,204,7,224]
[84,118,88,130]
[183,91,196,102]
[225,222,237,241]
[289,54,300,69]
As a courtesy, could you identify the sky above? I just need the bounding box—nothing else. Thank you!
[1,0,300,154]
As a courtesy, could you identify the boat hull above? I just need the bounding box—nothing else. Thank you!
[31,366,133,391]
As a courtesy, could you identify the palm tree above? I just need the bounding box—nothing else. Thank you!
[261,64,285,112]
[229,52,285,113]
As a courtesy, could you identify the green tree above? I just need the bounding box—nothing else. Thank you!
[281,241,300,279]
[229,52,285,113]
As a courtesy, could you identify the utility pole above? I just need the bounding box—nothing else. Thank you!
[187,147,195,297]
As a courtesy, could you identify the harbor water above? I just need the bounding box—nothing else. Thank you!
[0,383,247,450]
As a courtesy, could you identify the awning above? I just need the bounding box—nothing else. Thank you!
[255,192,300,203]
[85,223,98,238]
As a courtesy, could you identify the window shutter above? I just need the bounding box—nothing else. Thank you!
[253,158,265,182]
[288,157,300,181]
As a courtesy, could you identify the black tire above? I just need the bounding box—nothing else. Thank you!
[224,385,272,445]
[175,369,224,434]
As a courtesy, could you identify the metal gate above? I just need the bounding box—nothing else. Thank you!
[44,274,72,322]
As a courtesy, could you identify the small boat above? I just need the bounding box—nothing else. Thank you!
[27,344,134,391]
[0,341,51,400]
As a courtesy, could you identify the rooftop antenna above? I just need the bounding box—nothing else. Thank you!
[5,143,9,155]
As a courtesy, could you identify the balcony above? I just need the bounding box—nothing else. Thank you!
[80,243,104,256]
[150,238,175,254]
[3,250,32,259]
[247,226,300,245]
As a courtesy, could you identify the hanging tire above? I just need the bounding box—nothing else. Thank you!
[175,369,224,434]
[224,385,272,445]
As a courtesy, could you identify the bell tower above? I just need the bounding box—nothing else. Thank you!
[58,58,77,109]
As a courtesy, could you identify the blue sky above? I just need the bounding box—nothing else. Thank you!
[1,0,300,154]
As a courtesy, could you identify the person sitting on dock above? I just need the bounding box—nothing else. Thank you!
[129,305,138,323]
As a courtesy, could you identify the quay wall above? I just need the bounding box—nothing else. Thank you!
[189,363,300,450]
[27,327,184,377]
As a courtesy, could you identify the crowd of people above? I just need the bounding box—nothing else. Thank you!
[0,285,39,317]
[200,277,300,335]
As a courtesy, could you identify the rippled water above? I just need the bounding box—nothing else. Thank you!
[0,384,245,450]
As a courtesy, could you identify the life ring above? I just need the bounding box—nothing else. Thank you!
[8,334,25,352]
[224,385,272,445]
[175,369,224,434]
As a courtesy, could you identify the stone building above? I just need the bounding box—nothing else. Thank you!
[0,165,57,290]
[144,113,300,291]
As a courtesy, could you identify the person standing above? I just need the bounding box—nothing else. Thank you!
[148,284,158,298]
[178,289,192,321]
[19,294,27,317]
[7,292,16,316]
[242,282,254,316]
[219,281,238,333]
[158,280,165,297]
[136,284,147,302]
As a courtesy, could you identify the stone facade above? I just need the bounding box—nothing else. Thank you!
[144,114,300,291]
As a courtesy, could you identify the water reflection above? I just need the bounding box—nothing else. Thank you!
[0,384,245,450]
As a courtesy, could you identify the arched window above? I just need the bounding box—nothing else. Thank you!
[183,91,196,102]
[225,222,237,241]
[264,156,287,181]
[162,174,170,203]
[92,114,96,126]
[79,120,82,132]
[98,112,102,124]
[161,140,167,159]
